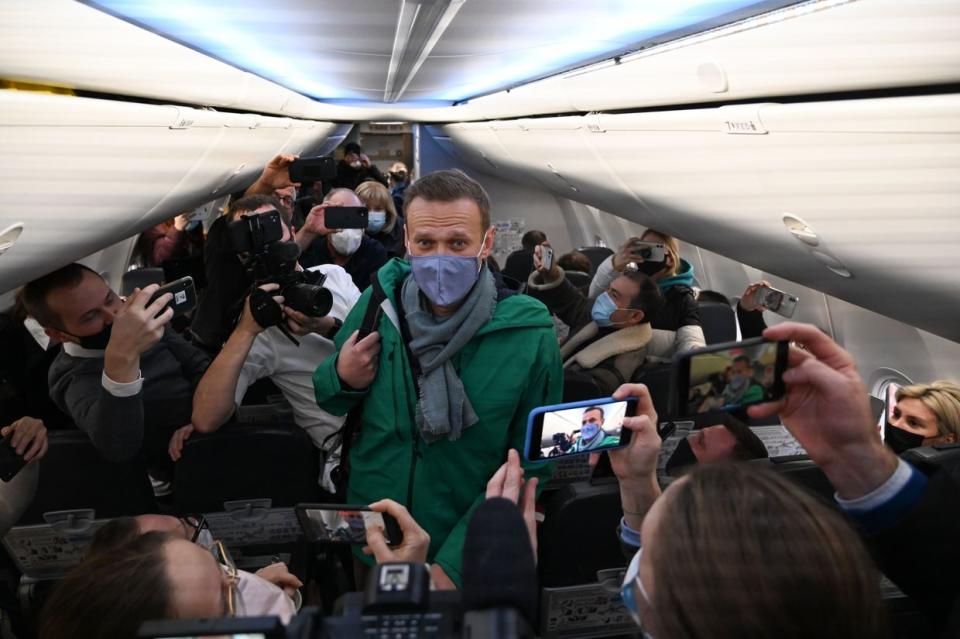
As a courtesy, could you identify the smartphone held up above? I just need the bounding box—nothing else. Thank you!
[525,398,637,462]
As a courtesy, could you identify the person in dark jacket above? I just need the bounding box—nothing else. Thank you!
[296,188,388,291]
[355,180,405,258]
[589,230,705,352]
[20,264,210,469]
[332,142,387,190]
[502,230,546,284]
[526,243,674,394]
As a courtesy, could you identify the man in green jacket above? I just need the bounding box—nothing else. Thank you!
[313,169,562,588]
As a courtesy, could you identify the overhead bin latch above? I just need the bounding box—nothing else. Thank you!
[169,106,195,130]
[585,112,606,133]
[718,105,769,135]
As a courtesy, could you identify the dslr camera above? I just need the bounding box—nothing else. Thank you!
[227,209,333,322]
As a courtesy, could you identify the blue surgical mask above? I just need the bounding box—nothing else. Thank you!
[367,210,387,233]
[621,547,655,638]
[591,292,634,328]
[407,231,488,307]
[580,422,600,441]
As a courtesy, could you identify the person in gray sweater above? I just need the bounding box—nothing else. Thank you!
[20,264,210,469]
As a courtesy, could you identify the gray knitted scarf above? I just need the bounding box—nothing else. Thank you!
[401,266,496,442]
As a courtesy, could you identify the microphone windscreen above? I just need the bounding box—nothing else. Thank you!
[461,497,538,625]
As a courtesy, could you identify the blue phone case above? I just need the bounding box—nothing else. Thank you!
[524,396,636,463]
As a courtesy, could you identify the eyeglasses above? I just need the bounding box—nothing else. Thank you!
[212,540,243,617]
[621,547,655,638]
[181,514,208,544]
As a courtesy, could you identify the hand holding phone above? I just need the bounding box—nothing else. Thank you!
[525,397,637,462]
[363,499,429,564]
[627,240,666,263]
[0,416,48,481]
[540,245,555,272]
[295,504,402,546]
[146,276,197,319]
[752,285,798,318]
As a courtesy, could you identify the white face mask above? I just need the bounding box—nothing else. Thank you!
[330,228,363,256]
[350,160,362,169]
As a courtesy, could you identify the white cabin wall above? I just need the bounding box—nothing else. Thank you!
[418,126,576,257]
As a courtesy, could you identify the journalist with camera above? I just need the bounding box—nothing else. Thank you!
[184,196,361,488]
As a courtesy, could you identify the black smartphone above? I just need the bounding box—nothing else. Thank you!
[146,276,197,318]
[672,337,789,418]
[295,503,402,546]
[525,397,637,462]
[0,434,27,482]
[287,156,336,184]
[324,206,369,230]
[227,209,284,253]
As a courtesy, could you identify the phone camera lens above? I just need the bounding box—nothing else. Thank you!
[640,248,651,259]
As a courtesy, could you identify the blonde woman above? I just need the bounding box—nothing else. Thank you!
[355,181,405,258]
[886,381,960,453]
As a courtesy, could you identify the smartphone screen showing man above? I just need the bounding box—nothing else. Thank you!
[678,339,787,417]
[528,399,634,461]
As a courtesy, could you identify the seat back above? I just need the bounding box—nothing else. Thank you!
[563,271,592,295]
[630,363,675,419]
[121,267,165,296]
[698,301,738,344]
[901,442,960,480]
[538,481,626,588]
[576,247,613,274]
[561,373,603,403]
[754,457,836,505]
[173,424,322,514]
[18,431,157,525]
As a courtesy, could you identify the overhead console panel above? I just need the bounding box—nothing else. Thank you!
[440,93,960,342]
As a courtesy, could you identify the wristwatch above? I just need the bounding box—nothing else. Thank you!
[324,317,343,339]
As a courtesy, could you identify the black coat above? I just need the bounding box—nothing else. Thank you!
[332,161,388,190]
[299,234,389,292]
[651,284,700,332]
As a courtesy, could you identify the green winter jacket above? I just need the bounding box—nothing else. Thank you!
[313,259,562,587]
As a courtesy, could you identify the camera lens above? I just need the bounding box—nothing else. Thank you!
[283,284,333,317]
[640,248,651,259]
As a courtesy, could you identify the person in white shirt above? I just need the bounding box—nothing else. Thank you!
[180,201,361,490]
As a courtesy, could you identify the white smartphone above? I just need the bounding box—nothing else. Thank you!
[541,245,555,271]
[752,285,798,318]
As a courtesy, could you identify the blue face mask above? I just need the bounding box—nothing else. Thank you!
[580,422,600,441]
[591,292,635,328]
[407,231,488,308]
[367,210,387,233]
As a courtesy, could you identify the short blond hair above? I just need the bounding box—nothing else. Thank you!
[897,381,960,439]
[641,229,681,276]
[355,181,398,221]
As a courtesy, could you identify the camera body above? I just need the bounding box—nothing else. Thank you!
[227,210,332,320]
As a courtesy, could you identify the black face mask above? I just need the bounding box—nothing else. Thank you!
[69,322,113,350]
[884,424,926,455]
[638,260,665,277]
[665,437,698,474]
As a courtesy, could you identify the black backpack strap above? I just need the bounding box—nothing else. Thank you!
[326,274,391,497]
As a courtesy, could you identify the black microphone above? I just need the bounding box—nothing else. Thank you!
[461,497,538,631]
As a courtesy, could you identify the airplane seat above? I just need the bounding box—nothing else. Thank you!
[630,363,674,420]
[239,377,285,406]
[697,301,738,344]
[121,267,165,296]
[17,431,157,525]
[537,480,626,588]
[173,424,322,514]
[563,270,592,295]
[900,442,960,480]
[752,458,836,506]
[577,247,614,274]
[562,372,603,403]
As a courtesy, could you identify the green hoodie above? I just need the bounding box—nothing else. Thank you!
[313,259,562,586]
